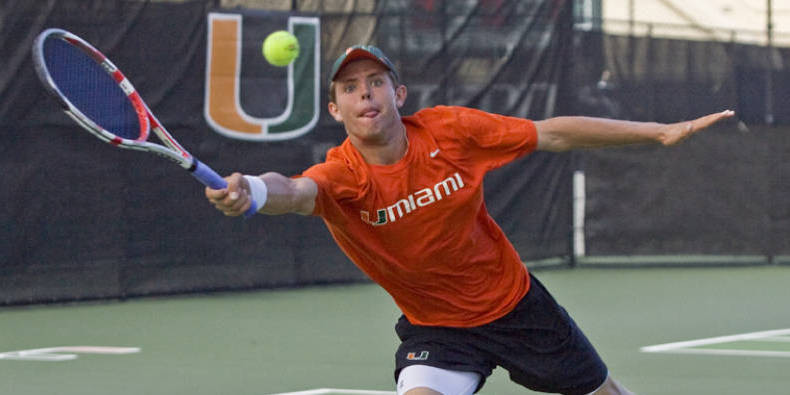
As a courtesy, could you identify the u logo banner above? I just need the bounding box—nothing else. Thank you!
[204,12,320,141]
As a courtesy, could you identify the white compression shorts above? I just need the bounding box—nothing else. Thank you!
[396,365,481,395]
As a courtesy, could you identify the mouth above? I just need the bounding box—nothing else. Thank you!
[359,107,380,118]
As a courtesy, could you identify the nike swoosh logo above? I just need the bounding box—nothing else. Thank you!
[429,149,440,158]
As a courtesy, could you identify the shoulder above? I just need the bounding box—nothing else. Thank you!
[405,106,534,143]
[303,144,353,183]
[301,141,368,201]
[406,105,531,131]
[403,106,475,141]
[405,105,474,125]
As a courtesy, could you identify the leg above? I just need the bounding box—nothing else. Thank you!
[397,365,480,395]
[479,274,611,394]
[393,315,494,394]
[587,375,633,395]
[404,389,441,395]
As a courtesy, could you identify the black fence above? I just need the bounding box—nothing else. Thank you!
[0,0,574,305]
[570,27,790,263]
[2,0,788,305]
[570,28,790,124]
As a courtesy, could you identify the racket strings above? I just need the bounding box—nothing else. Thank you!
[43,37,143,140]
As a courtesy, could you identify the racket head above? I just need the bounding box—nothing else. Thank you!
[30,29,253,216]
[32,28,149,144]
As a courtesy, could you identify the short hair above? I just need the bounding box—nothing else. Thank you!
[328,70,400,104]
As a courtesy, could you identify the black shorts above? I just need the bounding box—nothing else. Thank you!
[394,274,608,395]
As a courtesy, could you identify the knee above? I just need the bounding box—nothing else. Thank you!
[588,376,634,395]
[404,388,442,395]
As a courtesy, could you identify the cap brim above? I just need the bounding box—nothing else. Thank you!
[331,49,392,81]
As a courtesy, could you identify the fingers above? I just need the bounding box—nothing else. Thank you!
[663,109,735,146]
[204,172,252,216]
[692,109,735,131]
[204,185,228,200]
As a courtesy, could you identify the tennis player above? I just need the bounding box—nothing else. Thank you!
[205,45,734,395]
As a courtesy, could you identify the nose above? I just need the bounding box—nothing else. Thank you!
[360,84,371,100]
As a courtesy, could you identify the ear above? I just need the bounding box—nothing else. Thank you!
[394,84,407,109]
[327,101,343,122]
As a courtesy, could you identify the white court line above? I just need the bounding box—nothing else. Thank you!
[0,346,140,362]
[751,336,790,343]
[641,328,790,357]
[267,389,394,395]
[645,348,790,358]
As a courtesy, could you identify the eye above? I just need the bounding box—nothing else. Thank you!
[371,78,384,87]
[343,83,355,93]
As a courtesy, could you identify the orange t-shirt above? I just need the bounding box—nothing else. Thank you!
[302,105,538,327]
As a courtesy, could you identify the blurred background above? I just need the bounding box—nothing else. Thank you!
[1,0,788,304]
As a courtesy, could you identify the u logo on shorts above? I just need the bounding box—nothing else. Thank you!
[406,351,429,361]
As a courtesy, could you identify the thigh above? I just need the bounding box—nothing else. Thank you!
[396,365,480,395]
[394,316,495,393]
[480,274,609,395]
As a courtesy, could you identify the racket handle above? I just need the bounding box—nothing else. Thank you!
[191,160,257,218]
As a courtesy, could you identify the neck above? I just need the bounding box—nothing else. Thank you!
[352,123,409,166]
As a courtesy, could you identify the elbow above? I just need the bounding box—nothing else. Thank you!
[258,172,316,216]
[535,120,572,152]
[537,133,571,152]
[283,176,317,216]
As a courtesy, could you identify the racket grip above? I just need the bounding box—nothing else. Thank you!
[191,160,257,219]
[191,159,227,189]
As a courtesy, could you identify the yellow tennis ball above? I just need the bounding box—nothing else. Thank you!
[262,30,299,67]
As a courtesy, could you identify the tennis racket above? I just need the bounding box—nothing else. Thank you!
[31,28,257,218]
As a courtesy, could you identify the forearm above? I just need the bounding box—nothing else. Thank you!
[258,172,316,216]
[205,172,316,217]
[535,116,669,152]
[535,110,734,152]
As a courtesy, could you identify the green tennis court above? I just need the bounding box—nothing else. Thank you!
[2,266,789,395]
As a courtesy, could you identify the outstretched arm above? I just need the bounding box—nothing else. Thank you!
[534,110,735,152]
[205,172,317,217]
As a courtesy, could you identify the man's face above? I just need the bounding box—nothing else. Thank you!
[328,59,407,145]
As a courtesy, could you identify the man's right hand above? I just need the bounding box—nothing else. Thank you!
[204,172,252,217]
